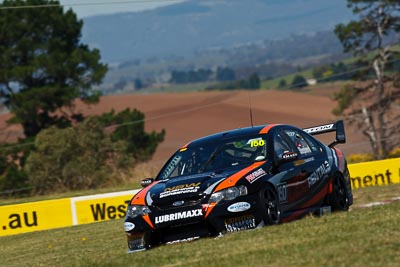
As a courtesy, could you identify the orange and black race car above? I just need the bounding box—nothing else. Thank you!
[124,121,353,252]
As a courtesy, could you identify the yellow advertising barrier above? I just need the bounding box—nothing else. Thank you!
[0,198,72,236]
[348,158,400,189]
[71,190,138,225]
[0,190,139,237]
[1,158,400,237]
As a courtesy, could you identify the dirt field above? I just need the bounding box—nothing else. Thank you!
[0,90,369,166]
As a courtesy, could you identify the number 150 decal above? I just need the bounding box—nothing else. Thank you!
[248,138,265,147]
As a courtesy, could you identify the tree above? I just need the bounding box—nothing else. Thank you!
[169,69,212,84]
[216,67,236,81]
[278,79,287,89]
[25,118,122,194]
[291,75,308,89]
[239,73,261,89]
[97,108,165,162]
[0,0,107,138]
[134,78,143,90]
[334,0,400,159]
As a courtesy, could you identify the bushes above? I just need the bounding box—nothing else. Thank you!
[25,118,122,194]
[347,147,400,164]
[24,110,165,195]
[0,143,31,196]
[291,75,308,88]
[206,73,261,90]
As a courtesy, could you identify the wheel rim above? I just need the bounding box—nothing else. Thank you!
[265,188,280,223]
[333,176,348,210]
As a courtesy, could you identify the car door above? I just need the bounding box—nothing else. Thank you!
[270,128,310,212]
[281,127,326,209]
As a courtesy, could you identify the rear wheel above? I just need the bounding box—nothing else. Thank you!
[329,174,350,211]
[261,185,281,225]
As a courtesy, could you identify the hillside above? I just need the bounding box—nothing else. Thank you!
[0,89,369,167]
[82,0,353,63]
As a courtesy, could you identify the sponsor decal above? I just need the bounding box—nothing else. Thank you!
[224,215,255,232]
[294,157,314,166]
[294,159,305,166]
[277,183,288,202]
[227,202,251,213]
[155,209,203,224]
[124,222,135,231]
[90,200,130,221]
[304,157,315,163]
[303,124,334,134]
[245,168,266,184]
[282,152,297,160]
[160,182,201,199]
[350,169,394,189]
[298,146,312,154]
[286,131,296,137]
[308,160,331,187]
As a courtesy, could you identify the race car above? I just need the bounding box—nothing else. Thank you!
[124,121,353,252]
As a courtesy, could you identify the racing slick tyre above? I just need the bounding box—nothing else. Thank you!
[261,185,281,225]
[329,173,350,212]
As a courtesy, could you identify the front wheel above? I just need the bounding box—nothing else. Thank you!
[261,185,281,225]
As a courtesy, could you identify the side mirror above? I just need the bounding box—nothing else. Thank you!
[140,178,154,188]
[278,151,298,164]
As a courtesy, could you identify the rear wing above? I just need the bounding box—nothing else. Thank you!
[303,120,346,147]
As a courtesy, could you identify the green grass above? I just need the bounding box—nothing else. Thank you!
[1,184,399,267]
[261,68,315,90]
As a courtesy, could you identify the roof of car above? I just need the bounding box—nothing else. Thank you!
[183,124,287,148]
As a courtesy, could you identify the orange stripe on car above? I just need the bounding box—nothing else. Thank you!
[214,161,267,192]
[259,124,279,134]
[204,203,216,219]
[179,142,191,152]
[131,181,160,205]
[142,214,155,229]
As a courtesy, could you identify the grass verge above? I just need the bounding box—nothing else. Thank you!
[0,184,399,267]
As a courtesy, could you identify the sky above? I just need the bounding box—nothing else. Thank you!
[60,0,185,17]
[0,0,185,18]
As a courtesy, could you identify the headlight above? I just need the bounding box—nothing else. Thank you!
[209,185,248,204]
[127,205,151,218]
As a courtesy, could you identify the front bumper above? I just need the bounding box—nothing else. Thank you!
[125,192,264,251]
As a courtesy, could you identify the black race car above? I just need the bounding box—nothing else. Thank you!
[124,121,353,252]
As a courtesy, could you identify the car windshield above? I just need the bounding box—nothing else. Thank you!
[157,134,267,180]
